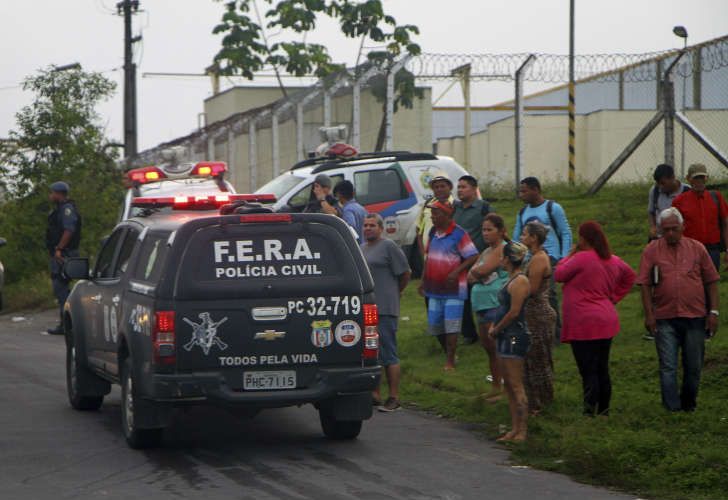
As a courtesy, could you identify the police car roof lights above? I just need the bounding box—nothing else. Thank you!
[131,193,276,210]
[127,166,167,184]
[190,161,227,177]
[127,161,228,186]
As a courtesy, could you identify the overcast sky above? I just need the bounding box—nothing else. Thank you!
[1,0,727,151]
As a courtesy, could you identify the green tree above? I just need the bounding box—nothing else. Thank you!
[0,67,123,284]
[211,0,422,150]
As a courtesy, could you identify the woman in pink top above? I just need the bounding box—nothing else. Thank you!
[555,221,636,416]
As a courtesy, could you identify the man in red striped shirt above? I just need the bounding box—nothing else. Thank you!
[672,163,728,270]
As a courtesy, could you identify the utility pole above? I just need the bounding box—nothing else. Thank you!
[568,0,576,185]
[117,0,141,160]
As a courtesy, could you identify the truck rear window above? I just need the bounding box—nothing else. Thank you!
[174,221,364,299]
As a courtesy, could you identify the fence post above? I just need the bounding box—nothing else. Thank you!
[323,91,331,128]
[207,134,214,161]
[296,103,304,161]
[515,55,536,195]
[662,51,686,169]
[227,127,235,188]
[385,56,411,151]
[352,65,380,150]
[271,113,280,177]
[249,119,257,191]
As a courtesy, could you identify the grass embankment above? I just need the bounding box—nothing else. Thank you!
[397,183,728,500]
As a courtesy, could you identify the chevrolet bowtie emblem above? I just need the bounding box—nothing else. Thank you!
[254,329,286,341]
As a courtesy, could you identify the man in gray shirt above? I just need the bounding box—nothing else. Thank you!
[648,164,690,240]
[361,213,411,412]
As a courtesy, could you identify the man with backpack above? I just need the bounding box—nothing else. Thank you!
[673,163,728,271]
[648,164,690,240]
[513,177,572,340]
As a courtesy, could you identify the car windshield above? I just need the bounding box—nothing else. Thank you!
[255,172,305,200]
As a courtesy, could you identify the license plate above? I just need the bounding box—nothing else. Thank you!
[243,370,296,390]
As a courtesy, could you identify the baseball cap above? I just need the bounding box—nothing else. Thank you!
[687,163,708,179]
[314,173,332,188]
[429,174,453,188]
[429,199,454,216]
[50,181,70,193]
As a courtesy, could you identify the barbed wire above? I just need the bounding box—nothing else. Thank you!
[409,36,728,83]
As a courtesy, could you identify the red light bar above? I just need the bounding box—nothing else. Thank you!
[131,193,277,210]
[239,214,292,223]
[127,166,166,184]
[191,161,227,177]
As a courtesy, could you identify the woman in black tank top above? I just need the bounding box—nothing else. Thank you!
[488,241,531,443]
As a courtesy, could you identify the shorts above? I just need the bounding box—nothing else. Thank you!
[427,298,464,336]
[476,307,500,324]
[496,326,530,359]
[378,315,399,366]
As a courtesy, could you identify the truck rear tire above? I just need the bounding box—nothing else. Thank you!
[319,410,362,440]
[66,332,105,411]
[121,358,163,449]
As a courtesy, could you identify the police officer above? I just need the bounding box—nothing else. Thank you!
[46,181,82,335]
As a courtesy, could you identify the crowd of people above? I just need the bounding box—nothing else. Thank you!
[343,164,721,444]
[43,162,722,440]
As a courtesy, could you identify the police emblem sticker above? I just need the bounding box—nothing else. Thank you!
[64,207,72,216]
[334,320,361,348]
[182,312,229,355]
[311,320,333,348]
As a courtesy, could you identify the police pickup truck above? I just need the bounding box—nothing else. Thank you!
[63,193,380,448]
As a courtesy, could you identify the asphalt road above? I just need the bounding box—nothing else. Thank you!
[0,309,636,500]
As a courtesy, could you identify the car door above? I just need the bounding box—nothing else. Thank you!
[98,226,140,377]
[353,166,417,246]
[86,228,127,371]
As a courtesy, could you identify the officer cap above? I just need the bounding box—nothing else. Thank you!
[50,181,70,194]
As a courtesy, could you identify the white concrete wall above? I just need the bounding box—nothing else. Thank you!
[201,86,432,193]
[436,109,728,186]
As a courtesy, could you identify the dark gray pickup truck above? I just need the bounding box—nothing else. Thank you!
[63,195,380,448]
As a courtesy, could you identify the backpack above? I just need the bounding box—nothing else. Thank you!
[519,200,560,250]
[650,184,690,218]
[708,190,726,252]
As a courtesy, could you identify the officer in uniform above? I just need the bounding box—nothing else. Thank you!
[46,181,82,335]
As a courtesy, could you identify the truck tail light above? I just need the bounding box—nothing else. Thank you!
[153,311,176,366]
[362,303,379,360]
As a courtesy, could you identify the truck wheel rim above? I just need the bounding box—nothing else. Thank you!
[124,375,134,434]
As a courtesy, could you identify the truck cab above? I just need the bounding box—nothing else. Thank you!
[63,195,380,448]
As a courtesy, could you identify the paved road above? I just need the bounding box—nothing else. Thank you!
[0,310,635,500]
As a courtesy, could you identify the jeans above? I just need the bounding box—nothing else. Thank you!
[655,318,706,411]
[570,338,612,416]
[704,244,721,271]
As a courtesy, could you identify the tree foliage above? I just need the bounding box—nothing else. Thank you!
[0,67,123,284]
[211,0,423,150]
[212,0,420,79]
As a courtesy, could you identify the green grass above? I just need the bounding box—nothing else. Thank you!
[1,271,56,314]
[396,183,728,500]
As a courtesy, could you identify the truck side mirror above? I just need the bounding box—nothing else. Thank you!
[63,258,90,280]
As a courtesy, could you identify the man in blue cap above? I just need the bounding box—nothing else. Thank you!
[46,181,82,335]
